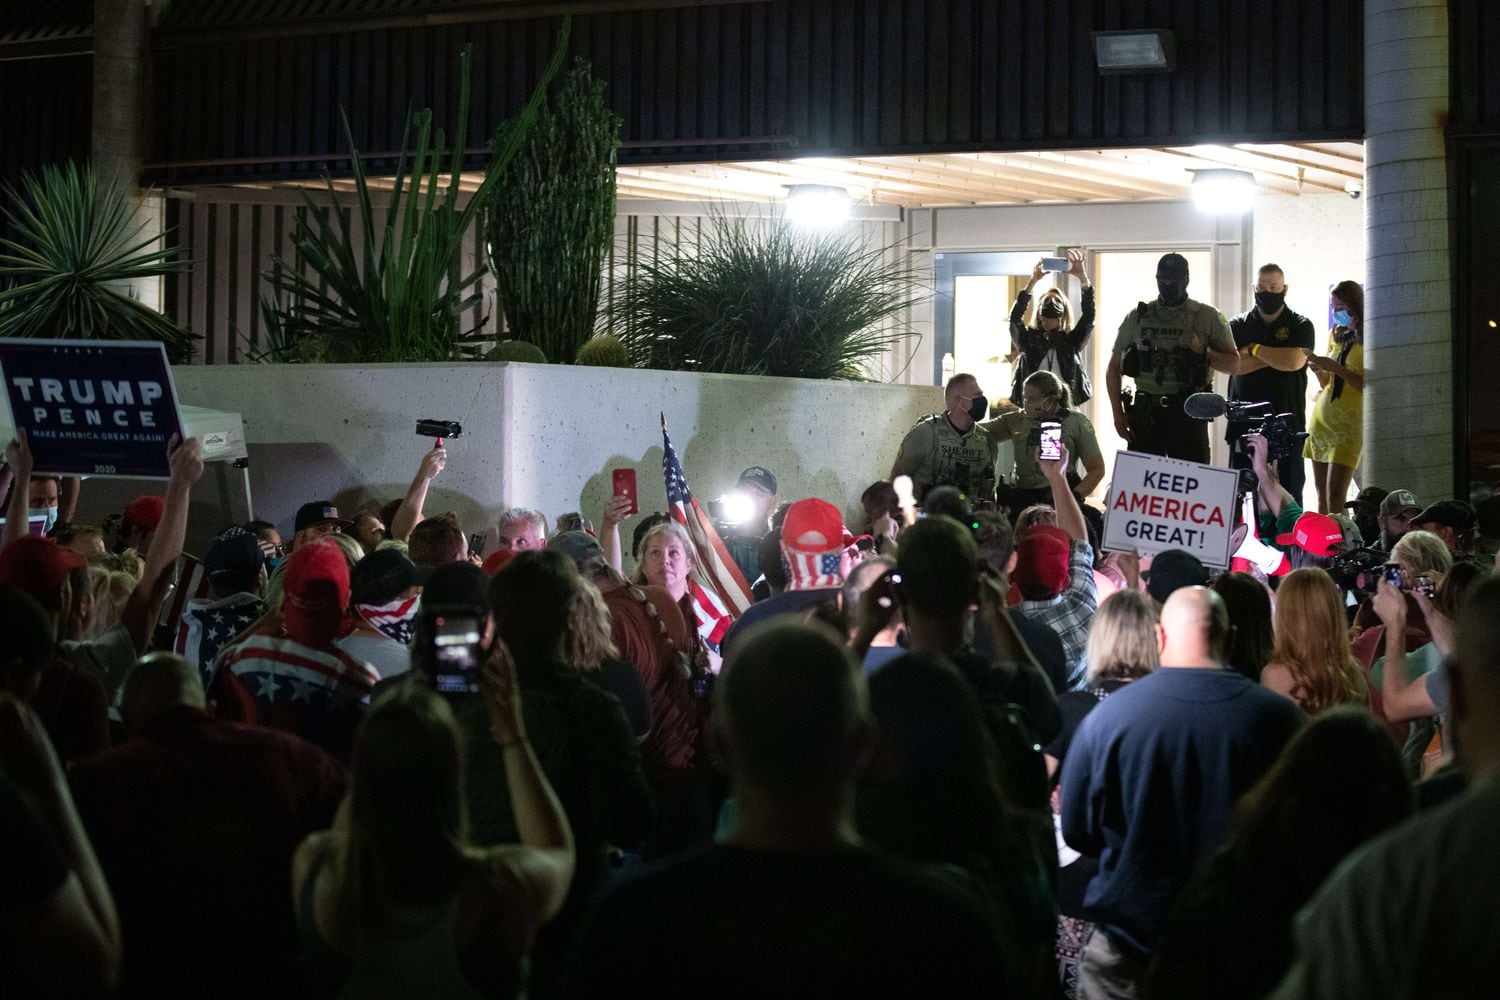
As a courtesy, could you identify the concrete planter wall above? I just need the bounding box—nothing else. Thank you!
[164,362,942,562]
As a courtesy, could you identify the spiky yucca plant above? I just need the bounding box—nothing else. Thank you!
[0,162,195,362]
[612,214,919,380]
[255,28,570,363]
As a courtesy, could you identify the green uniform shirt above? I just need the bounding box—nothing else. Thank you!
[892,413,998,502]
[1113,297,1235,396]
[981,409,1102,491]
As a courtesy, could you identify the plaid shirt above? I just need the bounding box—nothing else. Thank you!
[1017,540,1097,689]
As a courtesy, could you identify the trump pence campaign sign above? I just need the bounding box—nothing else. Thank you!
[1102,451,1240,569]
[0,340,184,479]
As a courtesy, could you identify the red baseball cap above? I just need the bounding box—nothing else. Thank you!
[282,539,351,646]
[0,536,85,613]
[781,498,847,553]
[481,549,516,576]
[1014,525,1071,600]
[123,495,166,532]
[1275,511,1345,557]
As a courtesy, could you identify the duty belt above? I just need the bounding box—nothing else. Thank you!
[1133,390,1201,409]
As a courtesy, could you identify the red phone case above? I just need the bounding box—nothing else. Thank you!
[612,469,639,515]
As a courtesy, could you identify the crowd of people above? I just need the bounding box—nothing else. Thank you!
[1,253,1498,998]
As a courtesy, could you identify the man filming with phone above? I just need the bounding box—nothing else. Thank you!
[981,370,1105,515]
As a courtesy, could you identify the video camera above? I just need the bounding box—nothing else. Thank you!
[1327,546,1387,599]
[1232,412,1310,464]
[1182,393,1308,464]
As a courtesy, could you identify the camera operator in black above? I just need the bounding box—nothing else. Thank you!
[1225,264,1316,503]
[1107,253,1239,463]
[720,466,778,587]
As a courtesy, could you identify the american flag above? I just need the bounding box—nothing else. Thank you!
[211,635,379,761]
[661,417,754,648]
[178,593,266,686]
[785,549,845,590]
[357,594,421,645]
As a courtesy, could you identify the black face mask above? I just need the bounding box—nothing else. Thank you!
[1039,300,1064,319]
[968,394,989,422]
[1255,291,1285,314]
[1157,277,1188,307]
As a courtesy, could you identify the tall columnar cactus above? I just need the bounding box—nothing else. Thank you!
[485,60,621,365]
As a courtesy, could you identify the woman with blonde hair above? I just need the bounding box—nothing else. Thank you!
[1262,568,1367,713]
[1008,249,1096,406]
[983,369,1106,513]
[566,577,652,741]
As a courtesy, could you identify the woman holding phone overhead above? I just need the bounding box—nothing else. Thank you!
[982,371,1106,514]
[1008,248,1096,406]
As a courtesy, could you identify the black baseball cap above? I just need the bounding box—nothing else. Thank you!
[738,466,778,496]
[350,548,420,606]
[1144,549,1209,605]
[203,530,266,582]
[1345,486,1389,511]
[421,561,490,615]
[294,501,354,534]
[1411,500,1476,534]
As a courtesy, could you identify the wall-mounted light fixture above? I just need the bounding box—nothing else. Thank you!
[1190,169,1256,215]
[785,184,852,227]
[1092,29,1177,74]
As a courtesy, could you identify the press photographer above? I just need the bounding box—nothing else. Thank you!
[706,465,779,584]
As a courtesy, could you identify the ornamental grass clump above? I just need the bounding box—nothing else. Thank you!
[612,214,919,380]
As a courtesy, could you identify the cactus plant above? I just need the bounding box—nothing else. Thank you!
[574,334,630,368]
[486,339,548,364]
[485,60,621,365]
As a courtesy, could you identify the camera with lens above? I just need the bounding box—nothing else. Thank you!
[1232,412,1310,464]
[1327,546,1388,598]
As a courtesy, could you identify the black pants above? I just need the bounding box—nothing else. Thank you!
[1126,394,1210,464]
[1227,423,1306,506]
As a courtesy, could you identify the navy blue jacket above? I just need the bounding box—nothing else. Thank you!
[1059,666,1304,957]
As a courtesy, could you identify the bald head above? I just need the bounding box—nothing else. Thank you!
[121,652,206,735]
[1158,586,1230,668]
[716,621,868,801]
[1451,577,1500,777]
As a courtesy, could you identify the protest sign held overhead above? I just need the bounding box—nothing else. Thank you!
[0,339,184,479]
[1103,450,1239,568]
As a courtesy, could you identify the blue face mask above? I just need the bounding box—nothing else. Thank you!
[29,506,58,534]
[1333,309,1352,328]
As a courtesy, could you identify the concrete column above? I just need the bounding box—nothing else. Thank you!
[92,0,165,314]
[1363,0,1451,500]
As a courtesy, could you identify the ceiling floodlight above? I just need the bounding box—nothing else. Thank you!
[1190,169,1257,215]
[1092,29,1177,74]
[785,184,852,227]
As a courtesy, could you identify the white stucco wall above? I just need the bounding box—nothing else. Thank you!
[159,362,942,558]
[1249,192,1367,330]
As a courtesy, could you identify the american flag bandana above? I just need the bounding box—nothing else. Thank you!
[784,548,846,591]
[661,418,754,648]
[181,593,266,687]
[356,594,421,645]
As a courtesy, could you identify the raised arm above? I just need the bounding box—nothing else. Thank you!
[58,476,81,525]
[600,494,632,576]
[1068,249,1094,348]
[120,435,205,653]
[1373,583,1438,722]
[3,428,34,548]
[1040,441,1087,542]
[480,639,575,920]
[1247,434,1293,520]
[1,695,121,996]
[390,444,446,543]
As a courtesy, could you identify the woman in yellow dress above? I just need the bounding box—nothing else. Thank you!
[1303,280,1366,514]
